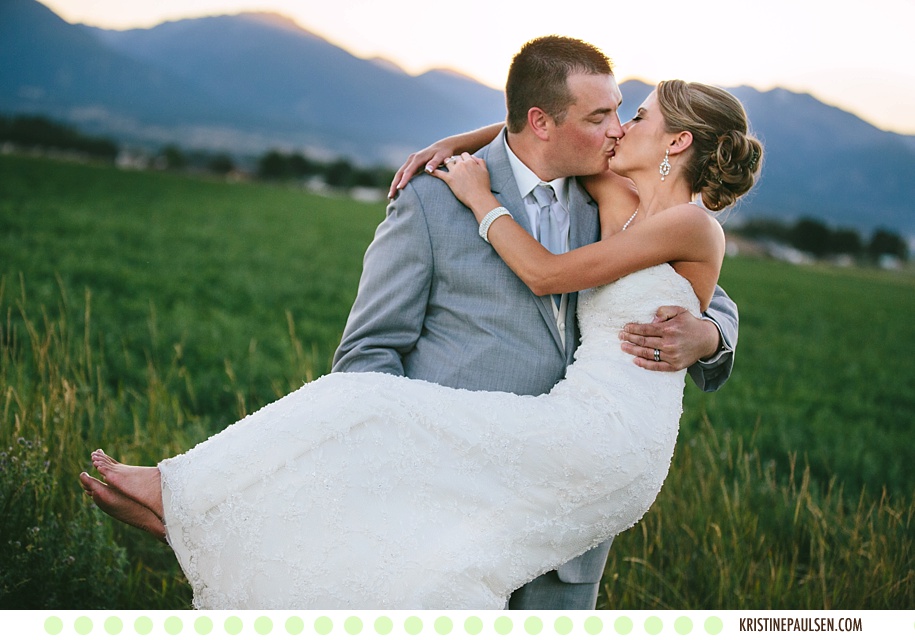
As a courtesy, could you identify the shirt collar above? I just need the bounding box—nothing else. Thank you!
[502,132,570,210]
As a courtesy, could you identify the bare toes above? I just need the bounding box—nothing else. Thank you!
[91,450,118,476]
[79,471,166,541]
[92,449,116,464]
[79,471,98,494]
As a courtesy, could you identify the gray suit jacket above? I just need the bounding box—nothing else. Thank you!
[333,131,738,585]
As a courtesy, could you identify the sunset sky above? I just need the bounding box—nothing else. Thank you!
[38,0,915,135]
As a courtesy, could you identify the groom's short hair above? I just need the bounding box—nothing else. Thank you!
[505,36,614,134]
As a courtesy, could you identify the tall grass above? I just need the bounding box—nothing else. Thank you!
[1,154,913,608]
[1,275,182,607]
[695,258,915,497]
[0,270,329,607]
[600,417,914,609]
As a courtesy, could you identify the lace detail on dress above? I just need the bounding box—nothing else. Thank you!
[159,264,699,609]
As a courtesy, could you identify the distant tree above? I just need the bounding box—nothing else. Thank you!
[791,218,833,257]
[0,115,118,161]
[254,148,397,189]
[352,166,396,189]
[324,159,356,188]
[867,229,908,261]
[257,150,321,180]
[734,216,908,263]
[288,153,319,178]
[736,218,793,243]
[208,153,235,175]
[831,228,864,256]
[161,144,186,171]
[258,150,290,179]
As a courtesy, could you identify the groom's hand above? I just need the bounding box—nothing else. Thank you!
[619,306,721,372]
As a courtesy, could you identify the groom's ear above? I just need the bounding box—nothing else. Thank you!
[527,107,552,141]
[668,131,693,157]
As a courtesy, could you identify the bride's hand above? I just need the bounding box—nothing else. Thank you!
[387,123,504,199]
[388,139,458,199]
[431,153,496,220]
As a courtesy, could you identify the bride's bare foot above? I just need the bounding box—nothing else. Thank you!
[91,449,164,518]
[79,472,167,542]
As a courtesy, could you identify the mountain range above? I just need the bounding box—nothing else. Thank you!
[2,0,913,236]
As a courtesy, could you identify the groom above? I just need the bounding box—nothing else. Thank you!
[333,36,738,609]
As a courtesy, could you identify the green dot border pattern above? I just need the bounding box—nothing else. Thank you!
[35,613,739,637]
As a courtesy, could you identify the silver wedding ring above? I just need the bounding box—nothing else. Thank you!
[653,349,661,362]
[444,156,458,165]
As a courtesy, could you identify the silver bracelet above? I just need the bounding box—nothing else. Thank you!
[478,207,513,243]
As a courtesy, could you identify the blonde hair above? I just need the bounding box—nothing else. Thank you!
[656,80,763,211]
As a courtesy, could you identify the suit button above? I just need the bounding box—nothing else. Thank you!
[558,322,566,332]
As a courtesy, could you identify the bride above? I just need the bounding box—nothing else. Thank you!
[80,79,762,609]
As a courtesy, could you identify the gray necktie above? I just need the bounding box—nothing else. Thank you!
[532,183,562,254]
[532,183,564,308]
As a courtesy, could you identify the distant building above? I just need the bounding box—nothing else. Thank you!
[878,255,902,270]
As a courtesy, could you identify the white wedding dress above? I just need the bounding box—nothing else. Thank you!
[158,264,698,609]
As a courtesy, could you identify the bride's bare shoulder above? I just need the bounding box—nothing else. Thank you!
[665,203,724,238]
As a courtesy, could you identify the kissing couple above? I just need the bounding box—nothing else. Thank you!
[81,35,760,609]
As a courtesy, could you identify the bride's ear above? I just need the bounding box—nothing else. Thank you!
[667,131,693,157]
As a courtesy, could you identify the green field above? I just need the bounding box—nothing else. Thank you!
[1,154,913,609]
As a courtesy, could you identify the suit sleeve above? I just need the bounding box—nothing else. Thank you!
[332,183,433,375]
[686,284,738,392]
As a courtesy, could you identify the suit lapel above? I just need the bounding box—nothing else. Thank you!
[568,177,600,250]
[484,135,531,235]
[482,134,565,354]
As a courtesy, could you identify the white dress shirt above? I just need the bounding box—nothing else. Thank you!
[503,135,571,343]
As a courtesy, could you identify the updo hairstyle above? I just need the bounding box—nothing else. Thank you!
[656,80,764,211]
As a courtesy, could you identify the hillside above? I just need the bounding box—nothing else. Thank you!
[1,0,914,234]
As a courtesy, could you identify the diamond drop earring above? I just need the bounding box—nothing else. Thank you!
[659,149,671,181]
